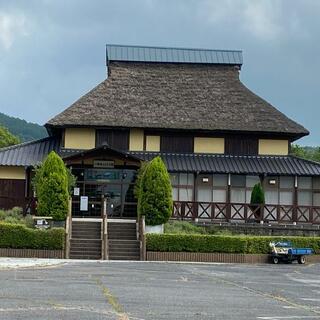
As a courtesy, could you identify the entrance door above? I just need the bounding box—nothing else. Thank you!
[71,168,137,218]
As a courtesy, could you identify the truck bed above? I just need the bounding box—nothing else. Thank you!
[288,248,313,255]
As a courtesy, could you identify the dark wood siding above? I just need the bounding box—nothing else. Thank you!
[96,129,129,151]
[225,136,258,155]
[161,135,193,153]
[0,179,26,210]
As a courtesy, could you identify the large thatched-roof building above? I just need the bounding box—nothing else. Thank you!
[1,44,319,227]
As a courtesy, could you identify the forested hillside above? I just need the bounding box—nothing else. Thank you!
[0,112,47,142]
[291,145,320,162]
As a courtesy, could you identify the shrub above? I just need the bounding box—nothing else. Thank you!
[139,156,173,226]
[134,161,149,216]
[250,183,265,205]
[0,207,33,227]
[164,221,206,234]
[34,151,69,220]
[0,222,64,250]
[146,234,320,254]
[147,234,247,253]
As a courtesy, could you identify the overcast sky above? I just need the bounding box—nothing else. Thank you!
[0,0,319,145]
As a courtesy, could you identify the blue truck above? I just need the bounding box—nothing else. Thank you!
[269,241,314,264]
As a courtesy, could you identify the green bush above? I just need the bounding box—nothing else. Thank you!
[134,161,149,216]
[164,221,238,236]
[0,207,33,227]
[250,183,265,205]
[147,234,247,253]
[34,151,69,220]
[0,222,64,250]
[164,221,206,234]
[139,156,173,226]
[147,234,320,254]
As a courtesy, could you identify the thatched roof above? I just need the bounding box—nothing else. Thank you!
[46,59,308,138]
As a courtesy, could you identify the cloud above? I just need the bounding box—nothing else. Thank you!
[0,12,27,50]
[0,0,319,144]
[243,1,281,40]
[199,0,283,40]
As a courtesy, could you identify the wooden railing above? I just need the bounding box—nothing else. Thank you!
[101,196,108,260]
[138,215,146,261]
[65,198,72,259]
[173,201,320,224]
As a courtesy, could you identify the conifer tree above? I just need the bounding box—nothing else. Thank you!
[34,151,69,220]
[139,156,173,225]
[250,183,265,205]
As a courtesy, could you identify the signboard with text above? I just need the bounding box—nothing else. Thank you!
[93,160,115,168]
[80,196,89,211]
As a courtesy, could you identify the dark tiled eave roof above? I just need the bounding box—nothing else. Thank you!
[0,136,61,166]
[1,137,320,176]
[129,152,320,176]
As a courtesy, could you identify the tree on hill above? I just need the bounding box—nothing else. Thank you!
[291,144,320,162]
[0,112,47,142]
[0,126,20,148]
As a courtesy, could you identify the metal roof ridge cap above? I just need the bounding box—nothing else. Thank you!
[106,43,243,53]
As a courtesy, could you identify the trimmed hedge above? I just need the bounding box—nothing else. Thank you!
[146,234,320,254]
[0,222,65,250]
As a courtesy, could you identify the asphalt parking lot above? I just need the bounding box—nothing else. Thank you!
[0,261,319,320]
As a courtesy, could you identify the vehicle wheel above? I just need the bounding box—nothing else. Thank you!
[298,256,306,264]
[273,257,279,264]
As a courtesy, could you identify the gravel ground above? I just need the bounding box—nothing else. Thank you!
[0,260,319,319]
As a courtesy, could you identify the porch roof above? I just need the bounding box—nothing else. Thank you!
[129,152,320,176]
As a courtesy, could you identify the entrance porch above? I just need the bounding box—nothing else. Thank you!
[63,145,141,219]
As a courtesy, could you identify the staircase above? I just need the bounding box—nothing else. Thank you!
[68,219,141,260]
[70,220,102,259]
[108,221,140,260]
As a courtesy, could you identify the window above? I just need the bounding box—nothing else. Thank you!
[231,175,246,188]
[264,176,296,206]
[297,177,313,206]
[225,137,258,155]
[231,175,257,204]
[96,129,129,150]
[161,135,193,153]
[170,173,194,202]
[313,177,320,207]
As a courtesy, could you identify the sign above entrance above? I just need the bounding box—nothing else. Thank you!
[93,160,115,169]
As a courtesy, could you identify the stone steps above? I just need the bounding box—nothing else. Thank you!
[108,222,140,260]
[70,221,102,259]
[69,220,141,260]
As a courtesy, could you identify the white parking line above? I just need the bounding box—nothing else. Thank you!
[301,298,320,302]
[257,316,320,319]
